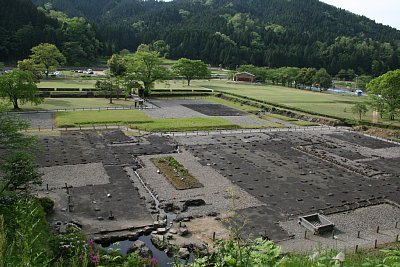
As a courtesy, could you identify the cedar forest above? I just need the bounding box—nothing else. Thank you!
[2,0,400,76]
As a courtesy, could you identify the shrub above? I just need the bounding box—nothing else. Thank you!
[36,197,54,214]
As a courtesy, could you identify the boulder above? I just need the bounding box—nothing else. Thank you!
[127,240,152,258]
[169,229,178,235]
[178,248,190,259]
[179,227,189,236]
[157,228,167,234]
[150,234,167,250]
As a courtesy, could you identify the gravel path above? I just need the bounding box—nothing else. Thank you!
[137,150,264,217]
[279,203,400,252]
[40,163,110,189]
[19,113,54,128]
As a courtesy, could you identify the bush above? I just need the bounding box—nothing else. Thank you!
[36,197,54,214]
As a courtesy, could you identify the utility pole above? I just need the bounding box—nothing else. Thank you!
[354,74,358,91]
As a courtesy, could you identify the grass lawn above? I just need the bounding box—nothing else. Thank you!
[265,113,298,121]
[193,80,365,119]
[37,79,96,89]
[193,80,400,127]
[154,80,207,90]
[55,110,152,127]
[206,96,260,112]
[55,110,239,131]
[131,117,239,132]
[5,98,135,111]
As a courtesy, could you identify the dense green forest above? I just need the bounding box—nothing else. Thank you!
[4,0,400,75]
[0,0,103,65]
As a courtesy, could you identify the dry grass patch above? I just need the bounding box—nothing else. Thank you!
[151,156,203,190]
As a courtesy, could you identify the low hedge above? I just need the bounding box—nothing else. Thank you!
[55,88,80,92]
[50,91,88,98]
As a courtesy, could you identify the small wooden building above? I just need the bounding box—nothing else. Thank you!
[234,72,256,83]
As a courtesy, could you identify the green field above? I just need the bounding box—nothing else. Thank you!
[4,98,135,111]
[55,110,238,131]
[193,80,400,126]
[56,110,152,127]
[206,96,260,112]
[37,79,97,89]
[131,117,238,132]
[193,80,365,119]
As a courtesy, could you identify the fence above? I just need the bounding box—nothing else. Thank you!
[25,125,352,135]
[5,104,158,115]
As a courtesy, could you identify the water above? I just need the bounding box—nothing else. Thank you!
[327,88,355,95]
[100,235,176,266]
[99,170,184,266]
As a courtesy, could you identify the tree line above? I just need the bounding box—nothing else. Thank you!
[0,0,103,66]
[28,0,400,76]
[235,65,333,90]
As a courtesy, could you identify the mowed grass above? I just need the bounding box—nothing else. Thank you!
[37,79,96,89]
[193,80,366,118]
[206,96,260,112]
[131,117,238,132]
[265,113,298,121]
[55,110,238,131]
[56,110,152,127]
[7,98,135,111]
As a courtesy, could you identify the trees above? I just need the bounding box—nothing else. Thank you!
[314,68,332,90]
[0,112,39,195]
[172,58,210,86]
[152,40,170,58]
[0,69,41,110]
[351,102,369,121]
[0,113,35,150]
[29,43,66,78]
[0,152,41,195]
[95,77,117,104]
[125,51,169,96]
[121,74,141,100]
[367,70,400,120]
[108,54,127,77]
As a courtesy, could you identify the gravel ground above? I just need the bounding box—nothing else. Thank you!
[223,115,276,127]
[137,150,264,217]
[143,105,207,119]
[143,99,209,119]
[149,99,210,108]
[40,163,110,189]
[279,204,400,252]
[19,113,54,129]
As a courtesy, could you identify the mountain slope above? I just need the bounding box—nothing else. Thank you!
[28,0,400,74]
[0,0,61,61]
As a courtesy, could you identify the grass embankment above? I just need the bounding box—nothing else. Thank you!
[262,113,320,126]
[193,80,400,127]
[55,110,239,131]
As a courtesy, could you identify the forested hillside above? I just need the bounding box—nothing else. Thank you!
[0,0,60,61]
[22,0,400,74]
[0,0,103,65]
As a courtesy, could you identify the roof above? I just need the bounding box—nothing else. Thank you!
[235,72,256,77]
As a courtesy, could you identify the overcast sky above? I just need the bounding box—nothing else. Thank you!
[320,0,400,30]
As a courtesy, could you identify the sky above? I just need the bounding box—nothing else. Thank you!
[320,0,400,30]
